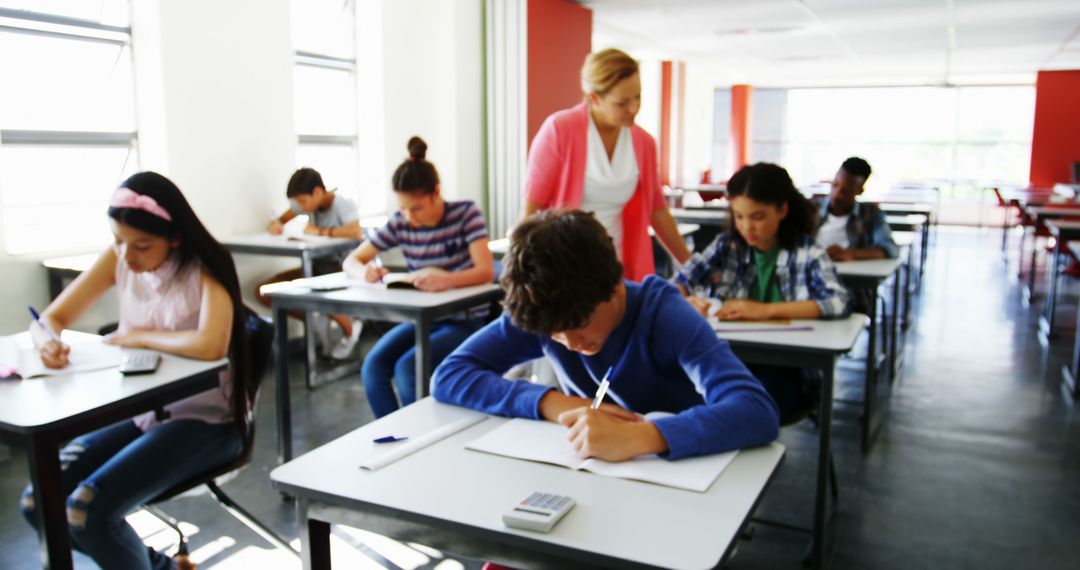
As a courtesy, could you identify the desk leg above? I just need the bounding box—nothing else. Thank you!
[1001,205,1009,256]
[1018,225,1027,280]
[862,288,878,454]
[920,222,929,282]
[1065,301,1080,400]
[299,499,331,570]
[1041,237,1063,339]
[414,317,432,400]
[1028,227,1039,302]
[28,435,72,570]
[301,253,319,389]
[890,268,902,383]
[274,304,293,464]
[811,362,836,570]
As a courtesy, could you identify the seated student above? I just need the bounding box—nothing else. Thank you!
[433,209,779,462]
[343,137,494,418]
[676,162,849,423]
[20,172,253,570]
[814,157,898,261]
[258,167,364,359]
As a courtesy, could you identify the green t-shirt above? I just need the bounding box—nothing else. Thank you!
[750,246,784,303]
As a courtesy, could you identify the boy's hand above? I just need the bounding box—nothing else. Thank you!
[826,244,855,262]
[538,391,640,423]
[716,299,771,321]
[558,408,669,462]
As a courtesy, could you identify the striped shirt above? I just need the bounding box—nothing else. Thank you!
[369,200,489,272]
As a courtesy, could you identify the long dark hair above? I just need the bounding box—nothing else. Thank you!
[727,162,818,251]
[391,136,440,194]
[108,171,252,442]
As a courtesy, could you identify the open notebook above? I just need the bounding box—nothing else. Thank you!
[0,336,123,379]
[465,415,738,493]
[378,267,447,290]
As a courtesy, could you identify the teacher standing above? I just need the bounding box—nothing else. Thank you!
[522,48,691,281]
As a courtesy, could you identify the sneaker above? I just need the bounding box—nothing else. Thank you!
[330,319,363,360]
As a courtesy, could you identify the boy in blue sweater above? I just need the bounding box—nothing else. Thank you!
[432,210,779,462]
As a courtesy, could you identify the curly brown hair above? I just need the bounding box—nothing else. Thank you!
[502,210,623,335]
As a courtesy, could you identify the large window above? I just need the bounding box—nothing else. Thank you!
[0,2,138,254]
[713,85,1035,225]
[290,0,370,213]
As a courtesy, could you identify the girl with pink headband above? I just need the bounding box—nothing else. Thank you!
[20,171,255,570]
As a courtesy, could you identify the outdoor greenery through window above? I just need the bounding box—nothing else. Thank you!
[0,1,138,254]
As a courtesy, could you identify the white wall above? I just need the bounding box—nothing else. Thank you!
[378,0,486,208]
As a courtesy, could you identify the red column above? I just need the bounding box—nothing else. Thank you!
[660,61,673,186]
[731,84,753,171]
[1030,70,1080,187]
[675,61,686,188]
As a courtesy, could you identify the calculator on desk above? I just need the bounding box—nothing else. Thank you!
[502,492,575,533]
[119,351,161,375]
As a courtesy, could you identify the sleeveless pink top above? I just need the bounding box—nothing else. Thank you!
[118,255,233,431]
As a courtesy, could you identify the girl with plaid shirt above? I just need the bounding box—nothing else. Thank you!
[675,163,850,422]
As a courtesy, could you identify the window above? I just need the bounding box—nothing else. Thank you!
[0,2,138,254]
[290,0,369,213]
[713,85,1035,225]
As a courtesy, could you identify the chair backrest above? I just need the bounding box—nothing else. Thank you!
[146,306,274,503]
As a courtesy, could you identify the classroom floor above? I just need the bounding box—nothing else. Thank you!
[2,226,1080,569]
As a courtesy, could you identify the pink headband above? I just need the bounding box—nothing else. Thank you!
[109,187,172,222]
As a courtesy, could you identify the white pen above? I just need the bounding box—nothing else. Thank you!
[373,255,385,283]
[590,366,614,409]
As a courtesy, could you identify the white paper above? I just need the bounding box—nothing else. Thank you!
[0,335,123,379]
[465,416,738,493]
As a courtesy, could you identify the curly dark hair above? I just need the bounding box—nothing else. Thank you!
[502,210,623,335]
[841,156,872,179]
[727,162,818,251]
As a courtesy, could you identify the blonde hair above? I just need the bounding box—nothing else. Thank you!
[580,48,639,96]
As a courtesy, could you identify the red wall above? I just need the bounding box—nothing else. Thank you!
[527,0,592,146]
[1030,70,1080,187]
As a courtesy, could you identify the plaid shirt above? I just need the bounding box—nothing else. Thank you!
[676,233,850,319]
[813,198,899,259]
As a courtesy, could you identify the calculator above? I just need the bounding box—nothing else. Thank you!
[502,492,575,533]
[119,351,161,375]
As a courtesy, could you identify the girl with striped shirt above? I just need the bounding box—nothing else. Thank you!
[343,137,495,417]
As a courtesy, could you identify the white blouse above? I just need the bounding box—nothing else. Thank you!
[581,112,639,256]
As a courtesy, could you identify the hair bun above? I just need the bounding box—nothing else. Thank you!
[407,136,427,161]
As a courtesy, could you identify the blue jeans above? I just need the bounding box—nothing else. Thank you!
[20,419,243,570]
[362,319,483,418]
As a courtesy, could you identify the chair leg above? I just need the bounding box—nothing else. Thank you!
[206,481,300,555]
[143,504,190,557]
[828,452,840,508]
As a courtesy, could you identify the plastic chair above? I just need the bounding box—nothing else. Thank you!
[142,308,298,562]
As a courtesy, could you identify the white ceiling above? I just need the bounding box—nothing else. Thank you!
[583,0,1080,86]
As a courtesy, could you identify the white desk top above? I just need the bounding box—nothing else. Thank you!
[886,214,927,226]
[1024,205,1080,217]
[1045,219,1080,235]
[670,207,729,221]
[715,314,867,353]
[272,398,784,570]
[262,272,502,309]
[892,231,916,247]
[0,331,227,431]
[835,256,903,279]
[221,233,358,253]
[41,252,101,272]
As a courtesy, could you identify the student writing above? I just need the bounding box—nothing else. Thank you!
[343,137,495,418]
[433,209,779,462]
[19,172,253,570]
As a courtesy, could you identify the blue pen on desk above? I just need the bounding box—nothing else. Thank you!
[28,306,65,347]
[590,366,614,409]
[373,435,408,444]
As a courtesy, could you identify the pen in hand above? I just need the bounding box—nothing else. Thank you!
[590,366,614,410]
[374,255,385,283]
[28,306,66,347]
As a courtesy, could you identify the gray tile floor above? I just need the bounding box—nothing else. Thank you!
[3,226,1080,569]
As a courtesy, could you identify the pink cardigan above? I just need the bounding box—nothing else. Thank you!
[525,102,665,282]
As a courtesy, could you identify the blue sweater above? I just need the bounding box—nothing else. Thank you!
[432,276,780,460]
